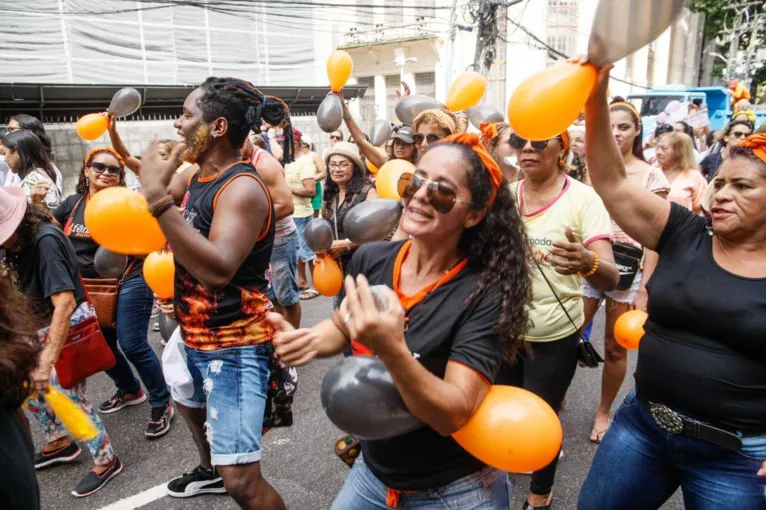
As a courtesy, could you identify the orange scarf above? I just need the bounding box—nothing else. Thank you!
[739,134,766,165]
[443,132,503,206]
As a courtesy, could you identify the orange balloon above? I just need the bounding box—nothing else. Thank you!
[453,385,562,473]
[313,255,343,297]
[76,113,108,141]
[446,72,487,112]
[614,310,648,350]
[375,159,415,200]
[366,159,379,174]
[143,251,175,299]
[508,62,598,141]
[84,187,167,255]
[327,50,354,93]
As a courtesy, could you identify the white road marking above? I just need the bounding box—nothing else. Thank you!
[96,482,168,510]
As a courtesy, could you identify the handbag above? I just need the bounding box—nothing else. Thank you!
[533,260,604,369]
[81,259,135,330]
[612,242,643,291]
[53,298,116,389]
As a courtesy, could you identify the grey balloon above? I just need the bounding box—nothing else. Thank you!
[94,246,128,278]
[466,105,504,129]
[320,356,422,440]
[370,119,393,147]
[108,87,142,118]
[304,218,334,254]
[588,0,685,67]
[343,199,403,245]
[395,95,445,127]
[317,94,343,133]
[159,313,179,342]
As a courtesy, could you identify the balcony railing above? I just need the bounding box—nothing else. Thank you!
[341,19,438,48]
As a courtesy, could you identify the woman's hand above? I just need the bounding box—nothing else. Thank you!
[632,287,648,312]
[156,297,175,319]
[139,140,186,203]
[550,227,594,275]
[328,239,353,259]
[30,363,52,395]
[268,313,321,366]
[342,275,407,358]
[569,55,613,104]
[30,181,51,204]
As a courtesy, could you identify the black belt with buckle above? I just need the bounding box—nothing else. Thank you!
[637,394,743,451]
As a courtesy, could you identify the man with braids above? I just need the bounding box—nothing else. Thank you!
[138,77,289,509]
[268,133,532,509]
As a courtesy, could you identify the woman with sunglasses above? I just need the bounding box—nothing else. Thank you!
[51,148,174,439]
[700,119,754,182]
[412,109,457,158]
[654,132,708,214]
[581,99,669,445]
[482,122,520,183]
[579,62,766,510]
[0,129,62,209]
[3,114,64,191]
[269,133,530,509]
[323,142,378,305]
[500,130,619,510]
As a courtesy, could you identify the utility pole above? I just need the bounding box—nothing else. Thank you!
[470,0,523,75]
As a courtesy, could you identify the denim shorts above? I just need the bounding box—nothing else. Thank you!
[583,270,643,304]
[331,455,511,510]
[293,215,316,264]
[172,344,270,466]
[267,230,300,307]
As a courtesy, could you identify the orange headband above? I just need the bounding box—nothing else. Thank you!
[739,134,766,165]
[443,132,503,206]
[610,101,642,124]
[84,147,125,169]
[479,122,499,146]
[559,130,570,152]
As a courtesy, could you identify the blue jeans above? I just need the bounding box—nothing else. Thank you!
[293,215,315,263]
[331,455,511,509]
[267,230,300,307]
[104,276,170,408]
[578,389,766,510]
[172,344,270,466]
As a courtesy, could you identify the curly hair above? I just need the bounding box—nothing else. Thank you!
[198,77,295,163]
[75,148,127,195]
[413,109,458,137]
[0,275,39,409]
[436,143,531,358]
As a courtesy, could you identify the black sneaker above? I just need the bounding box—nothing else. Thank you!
[167,465,226,498]
[71,456,123,497]
[145,402,174,438]
[35,441,82,469]
[98,390,147,414]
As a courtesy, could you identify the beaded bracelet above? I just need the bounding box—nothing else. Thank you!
[578,251,599,278]
[148,195,176,218]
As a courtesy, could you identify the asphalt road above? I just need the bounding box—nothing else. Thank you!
[33,297,684,509]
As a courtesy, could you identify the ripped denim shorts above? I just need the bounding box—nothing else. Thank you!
[172,343,271,466]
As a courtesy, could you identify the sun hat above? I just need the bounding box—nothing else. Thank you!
[323,141,365,172]
[0,187,27,246]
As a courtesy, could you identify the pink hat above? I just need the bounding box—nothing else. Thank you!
[0,187,27,246]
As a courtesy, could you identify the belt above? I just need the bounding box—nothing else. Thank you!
[637,394,743,451]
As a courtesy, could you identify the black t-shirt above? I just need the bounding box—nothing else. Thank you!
[345,240,506,490]
[52,194,143,280]
[637,203,766,433]
[7,223,87,320]
[0,407,40,510]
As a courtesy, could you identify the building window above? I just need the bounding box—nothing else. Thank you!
[385,0,403,26]
[358,76,376,132]
[385,74,401,123]
[415,72,436,99]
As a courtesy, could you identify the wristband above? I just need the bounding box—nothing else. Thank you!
[148,195,176,218]
[578,251,599,278]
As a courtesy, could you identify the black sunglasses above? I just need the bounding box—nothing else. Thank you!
[508,133,562,152]
[413,133,444,146]
[329,135,342,140]
[397,172,472,214]
[89,161,123,176]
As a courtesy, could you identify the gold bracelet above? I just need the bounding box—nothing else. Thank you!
[578,251,599,278]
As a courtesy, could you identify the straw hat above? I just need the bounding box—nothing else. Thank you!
[323,141,365,172]
[0,187,27,246]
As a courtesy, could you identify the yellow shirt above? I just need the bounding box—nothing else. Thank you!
[511,176,612,342]
[285,155,317,219]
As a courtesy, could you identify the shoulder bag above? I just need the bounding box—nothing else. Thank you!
[612,242,643,291]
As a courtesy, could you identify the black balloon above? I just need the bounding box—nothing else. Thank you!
[94,246,128,278]
[108,87,142,118]
[466,105,504,129]
[304,218,334,254]
[343,199,403,244]
[317,94,343,133]
[395,95,445,126]
[158,313,178,342]
[370,119,393,147]
[320,356,422,440]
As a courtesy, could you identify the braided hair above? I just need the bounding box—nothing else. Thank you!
[198,77,295,163]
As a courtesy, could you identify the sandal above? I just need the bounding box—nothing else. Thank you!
[300,289,320,300]
[334,434,360,467]
[589,419,611,444]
